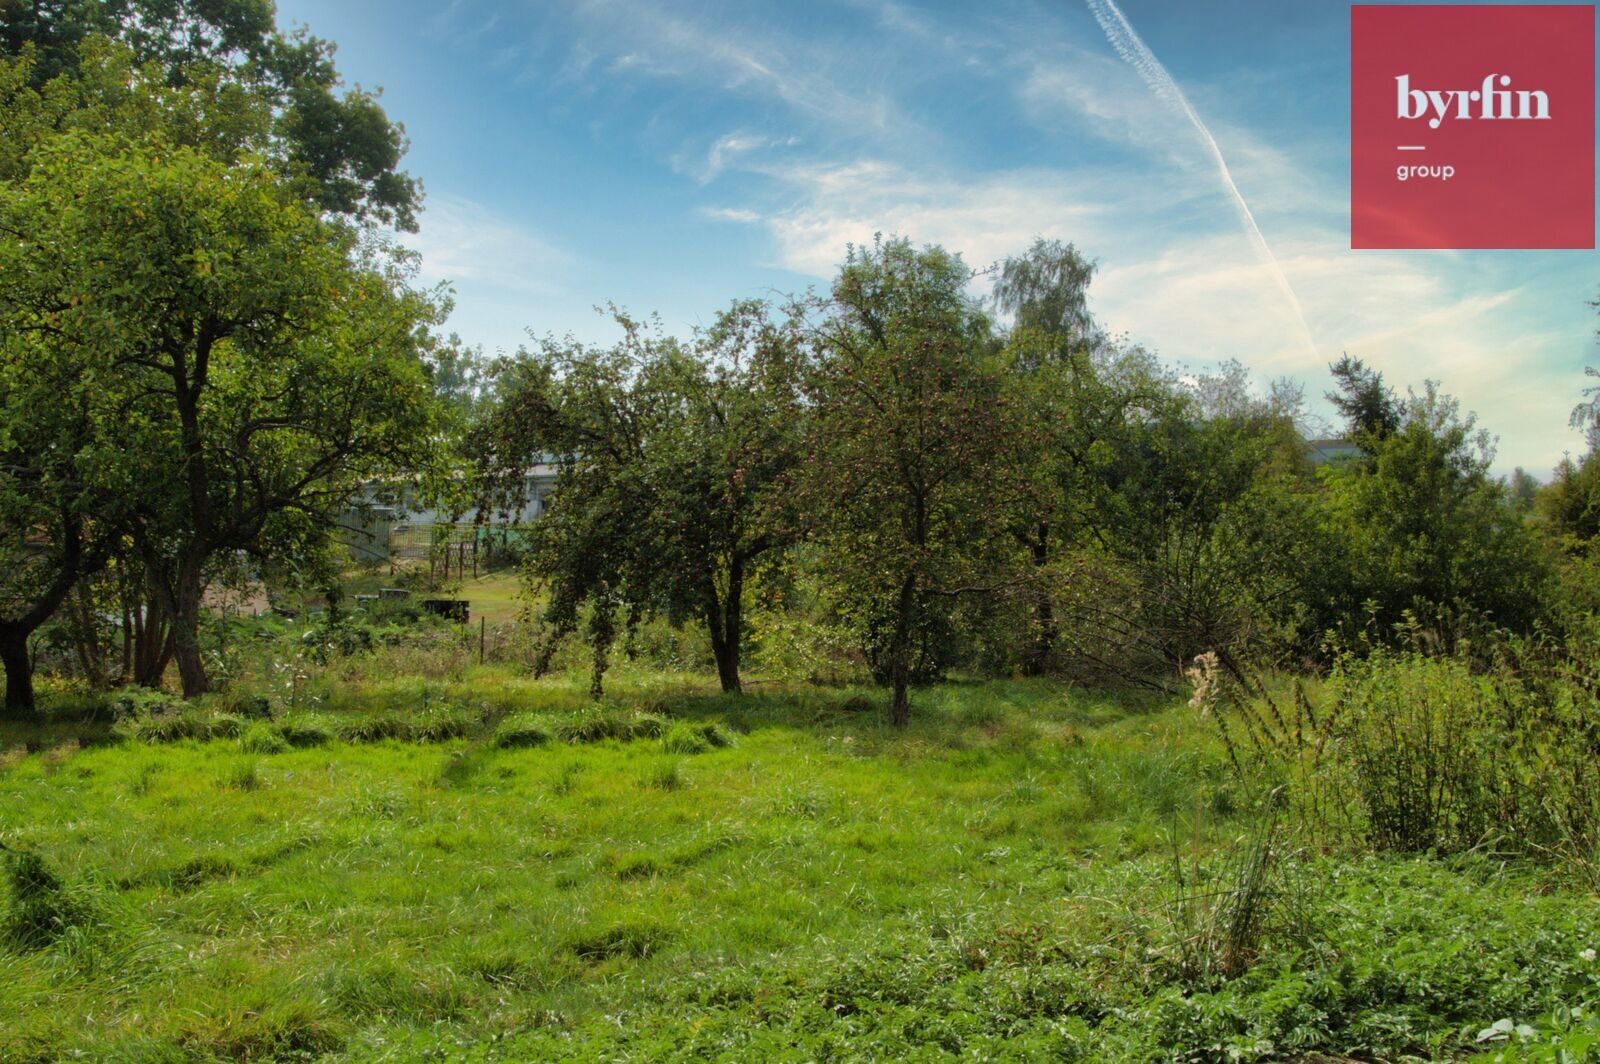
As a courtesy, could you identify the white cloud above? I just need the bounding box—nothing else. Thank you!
[701,206,763,224]
[715,159,1112,277]
[397,195,587,355]
[407,194,573,303]
[562,0,906,138]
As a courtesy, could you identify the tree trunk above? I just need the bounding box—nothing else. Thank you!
[0,515,89,716]
[131,605,174,688]
[887,573,917,728]
[1022,523,1055,677]
[145,553,209,697]
[587,598,614,700]
[890,673,910,728]
[713,623,742,694]
[0,626,36,718]
[705,561,745,695]
[170,564,210,697]
[120,598,133,683]
[532,635,560,679]
[68,585,102,684]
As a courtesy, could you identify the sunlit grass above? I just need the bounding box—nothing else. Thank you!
[1,670,1595,1060]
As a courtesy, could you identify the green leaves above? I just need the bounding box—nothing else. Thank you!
[473,301,805,695]
[1,3,419,229]
[801,237,1015,718]
[0,124,444,696]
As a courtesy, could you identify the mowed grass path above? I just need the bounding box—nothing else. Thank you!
[0,680,1203,1059]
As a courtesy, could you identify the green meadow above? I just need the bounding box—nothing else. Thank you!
[3,669,1597,1062]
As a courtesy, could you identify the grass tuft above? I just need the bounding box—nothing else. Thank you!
[660,720,735,755]
[1,848,90,951]
[338,713,413,742]
[565,918,669,961]
[218,760,261,791]
[493,713,554,749]
[410,706,475,743]
[275,715,337,748]
[238,723,291,755]
[639,760,684,791]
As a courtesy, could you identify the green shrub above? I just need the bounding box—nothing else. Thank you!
[1201,644,1600,865]
[239,723,291,755]
[107,688,184,721]
[1327,652,1507,853]
[494,714,554,749]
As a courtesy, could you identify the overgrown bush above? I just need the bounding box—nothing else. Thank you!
[1326,651,1518,853]
[1196,639,1600,874]
[107,688,185,721]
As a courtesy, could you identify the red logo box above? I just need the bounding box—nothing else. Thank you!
[1351,4,1595,249]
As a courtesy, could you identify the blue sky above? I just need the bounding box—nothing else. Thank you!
[275,0,1600,475]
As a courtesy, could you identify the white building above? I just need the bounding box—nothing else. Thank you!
[341,464,561,562]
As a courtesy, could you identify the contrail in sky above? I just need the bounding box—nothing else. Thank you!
[1084,0,1321,361]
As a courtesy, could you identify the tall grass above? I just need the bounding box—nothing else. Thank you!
[1195,639,1600,881]
[1160,791,1317,987]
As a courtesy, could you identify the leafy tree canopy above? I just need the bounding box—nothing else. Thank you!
[0,0,419,227]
